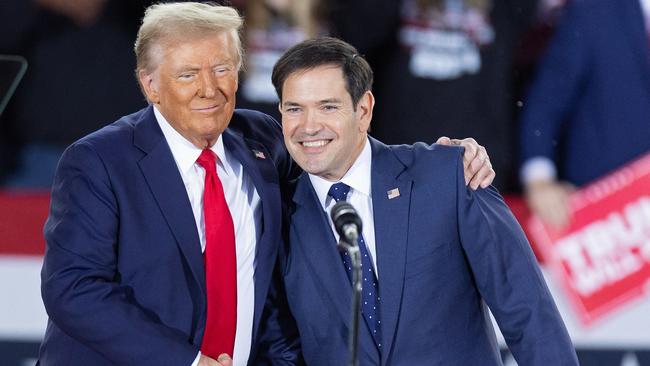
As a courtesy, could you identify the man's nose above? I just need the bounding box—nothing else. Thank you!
[302,108,321,134]
[197,71,216,98]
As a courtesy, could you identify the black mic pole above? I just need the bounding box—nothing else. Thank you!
[339,232,361,366]
[331,202,363,366]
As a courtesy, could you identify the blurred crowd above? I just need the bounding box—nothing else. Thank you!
[1,0,649,229]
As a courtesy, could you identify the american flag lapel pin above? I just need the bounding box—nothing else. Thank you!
[253,150,266,159]
[387,188,400,199]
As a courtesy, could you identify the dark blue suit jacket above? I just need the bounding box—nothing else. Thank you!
[38,106,300,365]
[519,0,650,186]
[283,138,577,365]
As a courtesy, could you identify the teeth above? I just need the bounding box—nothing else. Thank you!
[302,140,327,147]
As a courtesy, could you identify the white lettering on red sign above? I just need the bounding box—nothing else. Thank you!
[556,196,650,296]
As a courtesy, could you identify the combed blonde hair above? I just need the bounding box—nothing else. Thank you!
[134,2,244,74]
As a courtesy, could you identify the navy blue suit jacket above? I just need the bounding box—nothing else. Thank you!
[283,138,577,365]
[519,0,650,186]
[38,106,299,365]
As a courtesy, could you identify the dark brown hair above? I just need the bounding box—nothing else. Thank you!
[271,37,373,108]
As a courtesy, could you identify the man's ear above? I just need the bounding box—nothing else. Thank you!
[138,69,159,104]
[357,90,374,133]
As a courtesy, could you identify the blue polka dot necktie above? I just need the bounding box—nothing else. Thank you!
[328,182,382,352]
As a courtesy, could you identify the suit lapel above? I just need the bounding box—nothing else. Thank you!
[134,106,206,299]
[619,0,650,94]
[222,128,281,344]
[134,107,283,349]
[291,173,382,361]
[291,173,352,323]
[369,138,412,364]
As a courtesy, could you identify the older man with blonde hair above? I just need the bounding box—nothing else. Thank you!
[38,3,301,366]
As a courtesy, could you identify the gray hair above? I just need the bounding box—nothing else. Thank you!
[134,2,244,74]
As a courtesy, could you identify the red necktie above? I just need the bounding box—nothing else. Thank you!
[197,149,237,358]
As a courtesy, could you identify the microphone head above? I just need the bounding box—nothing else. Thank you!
[330,201,363,236]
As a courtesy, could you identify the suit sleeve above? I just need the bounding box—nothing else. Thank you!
[518,1,590,165]
[252,246,305,365]
[41,141,198,365]
[454,152,578,365]
[249,116,304,363]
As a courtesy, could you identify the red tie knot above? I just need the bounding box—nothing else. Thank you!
[197,149,217,173]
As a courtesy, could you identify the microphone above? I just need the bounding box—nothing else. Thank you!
[330,201,362,245]
[331,201,364,366]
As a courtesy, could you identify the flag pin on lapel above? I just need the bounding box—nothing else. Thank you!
[387,188,400,199]
[253,150,266,159]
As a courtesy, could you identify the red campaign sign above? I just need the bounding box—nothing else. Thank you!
[528,152,650,325]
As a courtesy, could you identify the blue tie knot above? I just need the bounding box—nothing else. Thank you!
[328,182,351,202]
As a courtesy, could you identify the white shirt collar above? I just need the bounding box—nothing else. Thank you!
[153,105,233,177]
[309,138,372,208]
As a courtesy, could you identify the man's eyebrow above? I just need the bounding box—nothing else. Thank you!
[281,101,302,108]
[175,60,234,73]
[211,59,234,67]
[175,65,199,73]
[318,98,342,104]
[281,98,344,107]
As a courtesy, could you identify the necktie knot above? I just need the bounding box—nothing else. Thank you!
[197,149,217,173]
[328,182,351,202]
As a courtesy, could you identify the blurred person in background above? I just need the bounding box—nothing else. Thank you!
[0,0,149,188]
[511,0,567,122]
[519,0,650,228]
[329,0,538,192]
[236,0,328,120]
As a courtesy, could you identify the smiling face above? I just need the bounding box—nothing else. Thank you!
[138,32,238,148]
[280,65,374,181]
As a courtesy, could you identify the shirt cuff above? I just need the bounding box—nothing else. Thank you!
[191,351,201,366]
[520,157,557,185]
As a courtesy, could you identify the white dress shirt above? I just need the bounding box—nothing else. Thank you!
[308,138,379,275]
[154,107,259,366]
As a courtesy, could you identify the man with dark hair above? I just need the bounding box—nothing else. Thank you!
[272,37,578,365]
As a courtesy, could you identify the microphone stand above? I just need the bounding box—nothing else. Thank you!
[338,234,362,366]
